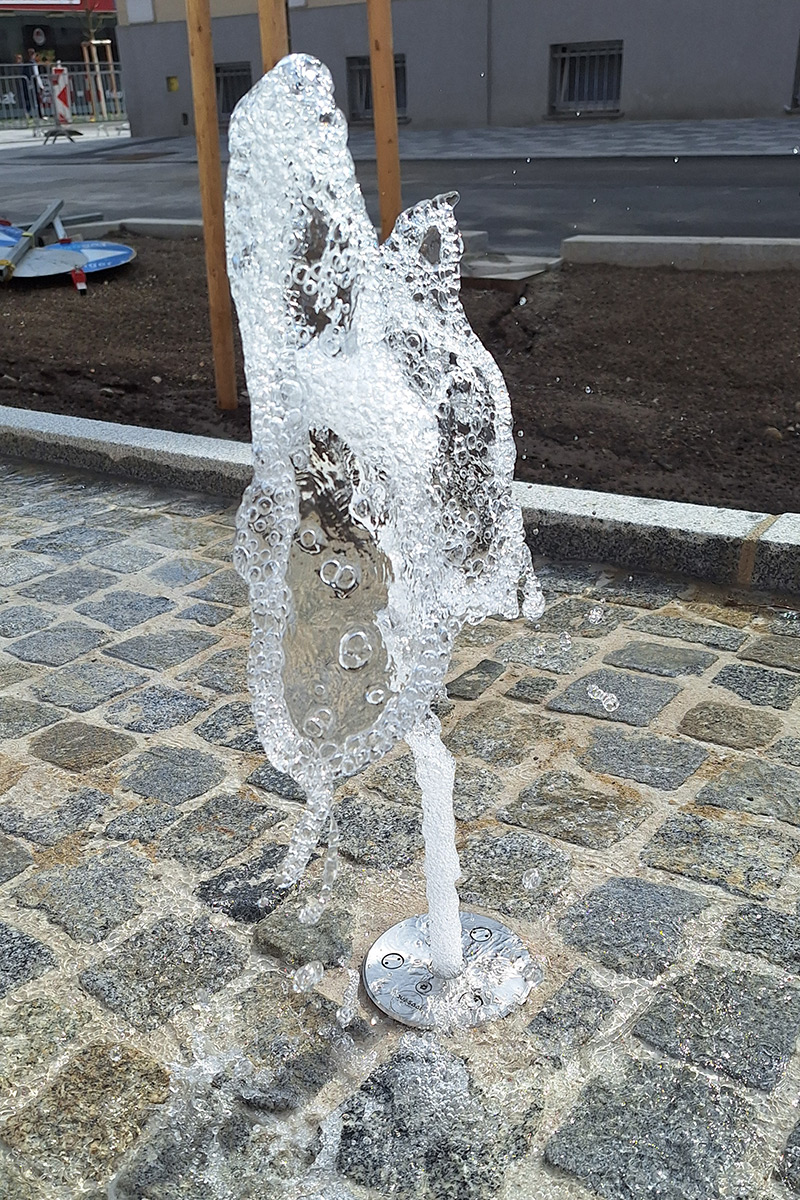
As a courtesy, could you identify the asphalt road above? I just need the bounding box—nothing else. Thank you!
[1,144,799,256]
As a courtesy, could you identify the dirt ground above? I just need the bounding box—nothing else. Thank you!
[1,232,799,513]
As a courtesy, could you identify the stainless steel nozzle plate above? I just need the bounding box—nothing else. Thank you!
[362,912,543,1029]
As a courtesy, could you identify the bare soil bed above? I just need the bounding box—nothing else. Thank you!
[1,232,799,513]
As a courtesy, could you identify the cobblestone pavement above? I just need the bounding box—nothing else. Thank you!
[1,457,799,1200]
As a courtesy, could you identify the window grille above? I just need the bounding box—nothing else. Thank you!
[549,41,622,115]
[215,62,252,121]
[346,54,406,122]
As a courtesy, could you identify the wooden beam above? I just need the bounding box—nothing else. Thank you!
[258,0,289,76]
[186,0,238,411]
[365,0,402,241]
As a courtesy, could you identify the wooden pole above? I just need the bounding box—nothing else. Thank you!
[258,0,289,75]
[186,0,238,410]
[365,0,402,241]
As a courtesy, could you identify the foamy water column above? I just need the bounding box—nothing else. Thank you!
[226,54,543,1009]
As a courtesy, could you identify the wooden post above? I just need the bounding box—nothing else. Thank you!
[365,0,402,241]
[258,0,289,75]
[186,0,238,410]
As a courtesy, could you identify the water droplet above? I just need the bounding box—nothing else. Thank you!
[366,686,386,704]
[584,386,592,394]
[559,631,572,651]
[518,296,527,306]
[587,683,603,700]
[673,156,679,162]
[291,960,324,991]
[586,606,604,624]
[319,557,359,593]
[522,868,541,891]
[339,629,372,669]
[298,524,324,553]
[603,693,620,713]
[302,706,333,738]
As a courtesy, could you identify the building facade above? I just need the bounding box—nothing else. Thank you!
[0,0,116,64]
[115,0,800,139]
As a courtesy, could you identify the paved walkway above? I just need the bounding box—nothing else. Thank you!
[0,456,799,1200]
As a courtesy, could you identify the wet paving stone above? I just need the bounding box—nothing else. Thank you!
[148,556,217,586]
[628,613,747,651]
[76,591,176,631]
[178,602,234,626]
[458,830,571,919]
[31,661,146,713]
[253,875,355,968]
[157,793,284,869]
[444,701,563,769]
[0,550,48,587]
[105,801,179,842]
[778,1122,800,1194]
[446,658,505,700]
[134,515,218,550]
[16,565,116,605]
[634,963,800,1091]
[188,568,248,606]
[580,727,708,789]
[696,757,800,826]
[29,721,136,771]
[678,701,782,750]
[773,737,800,767]
[195,844,289,922]
[104,629,219,670]
[526,968,614,1066]
[0,997,90,1084]
[333,791,422,868]
[366,753,503,822]
[121,745,226,805]
[195,701,262,751]
[740,634,800,673]
[80,916,247,1029]
[500,769,651,849]
[334,1039,540,1200]
[544,1057,752,1200]
[711,661,800,710]
[503,674,557,704]
[0,696,61,740]
[560,877,707,978]
[15,848,151,943]
[0,1043,169,1183]
[0,787,111,846]
[603,639,718,678]
[0,921,56,997]
[0,834,33,884]
[179,647,248,694]
[454,619,508,650]
[104,684,210,732]
[0,605,53,638]
[535,562,604,597]
[642,811,799,899]
[721,903,800,973]
[534,596,626,638]
[0,658,33,689]
[13,525,123,563]
[87,542,165,574]
[495,633,596,674]
[246,761,305,801]
[7,622,108,666]
[586,571,687,610]
[548,667,681,727]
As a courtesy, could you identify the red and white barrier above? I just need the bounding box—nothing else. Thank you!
[51,64,71,126]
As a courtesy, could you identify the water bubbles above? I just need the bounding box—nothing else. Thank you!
[319,556,359,594]
[302,706,333,738]
[298,522,325,553]
[587,682,619,711]
[338,629,372,669]
[336,968,360,1027]
[586,606,604,624]
[366,686,386,705]
[521,868,540,891]
[291,960,324,992]
[559,631,572,652]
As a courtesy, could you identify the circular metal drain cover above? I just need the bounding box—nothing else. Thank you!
[363,912,542,1029]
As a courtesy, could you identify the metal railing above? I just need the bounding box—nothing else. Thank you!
[549,41,623,115]
[0,61,126,130]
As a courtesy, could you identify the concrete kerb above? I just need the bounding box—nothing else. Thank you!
[0,405,796,597]
[561,235,800,271]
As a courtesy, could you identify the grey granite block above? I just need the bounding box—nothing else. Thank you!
[253,877,355,968]
[148,556,216,586]
[179,647,248,694]
[628,613,747,651]
[721,903,800,973]
[696,758,800,826]
[642,812,799,899]
[0,550,48,587]
[177,602,233,626]
[246,761,305,802]
[367,752,502,822]
[121,746,226,805]
[454,619,509,650]
[0,606,53,639]
[13,525,123,563]
[503,674,557,704]
[500,769,651,849]
[7,622,107,666]
[104,629,219,670]
[0,996,89,1084]
[534,562,603,597]
[332,792,422,868]
[188,569,248,606]
[135,516,218,550]
[79,916,247,1029]
[0,658,34,690]
[445,701,563,769]
[159,492,231,518]
[773,737,800,767]
[104,684,210,732]
[0,835,33,884]
[87,543,165,574]
[544,1058,752,1200]
[527,968,614,1066]
[560,876,707,978]
[580,727,708,790]
[548,667,681,726]
[0,787,111,846]
[586,572,687,610]
[31,661,146,713]
[778,1122,800,1194]
[634,963,800,1091]
[767,610,800,639]
[15,848,150,943]
[459,830,571,918]
[0,922,56,997]
[195,844,289,922]
[29,721,136,771]
[712,662,800,710]
[157,793,284,869]
[195,702,263,752]
[446,658,505,700]
[603,640,718,678]
[534,596,626,638]
[739,635,800,673]
[105,802,179,842]
[495,633,596,674]
[76,591,175,631]
[0,697,62,740]
[17,566,116,605]
[678,701,782,750]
